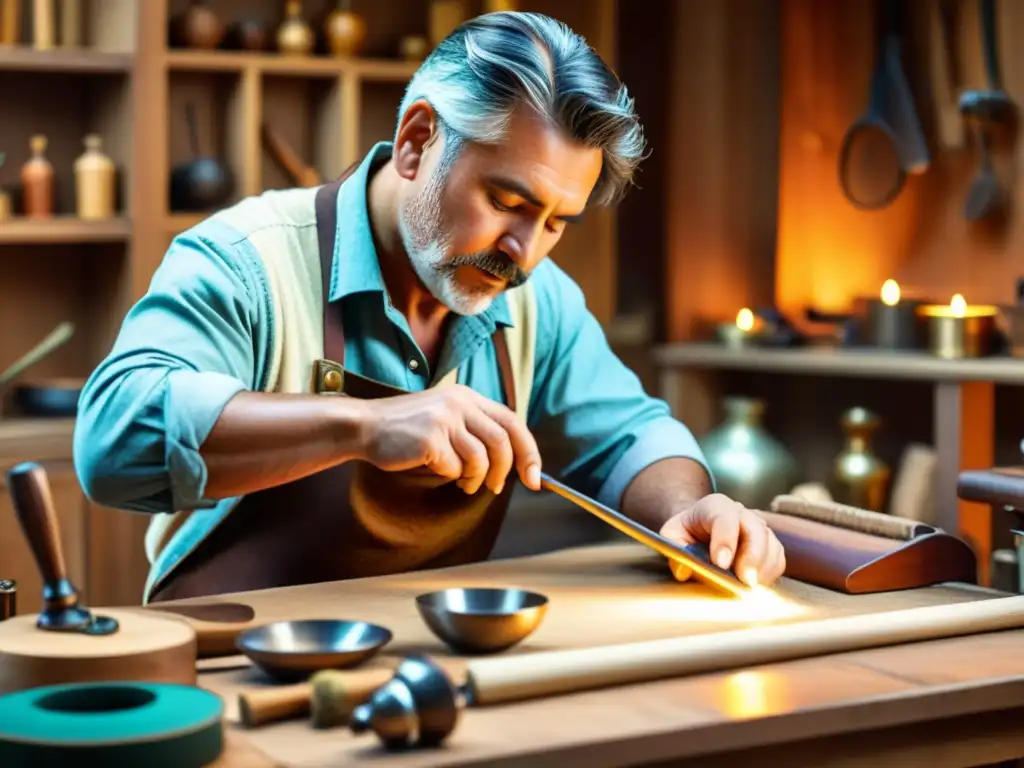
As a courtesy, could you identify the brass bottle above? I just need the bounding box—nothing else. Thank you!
[21,135,54,218]
[74,134,115,219]
[276,0,313,56]
[833,407,891,513]
[324,0,365,57]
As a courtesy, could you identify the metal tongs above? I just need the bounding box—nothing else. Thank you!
[539,473,752,599]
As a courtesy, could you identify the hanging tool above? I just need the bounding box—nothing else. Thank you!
[959,0,1017,221]
[838,0,930,210]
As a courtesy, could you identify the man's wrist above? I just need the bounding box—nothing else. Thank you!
[329,397,375,463]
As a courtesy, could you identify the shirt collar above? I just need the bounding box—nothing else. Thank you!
[329,141,513,330]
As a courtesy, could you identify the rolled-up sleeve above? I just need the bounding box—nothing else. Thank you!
[526,260,713,509]
[73,222,270,514]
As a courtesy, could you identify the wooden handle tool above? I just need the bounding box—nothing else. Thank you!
[260,122,321,187]
[539,473,751,598]
[463,593,1024,705]
[239,666,392,728]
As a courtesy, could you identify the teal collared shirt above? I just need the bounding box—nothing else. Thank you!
[73,143,709,531]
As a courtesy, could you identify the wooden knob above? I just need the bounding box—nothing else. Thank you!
[6,462,68,589]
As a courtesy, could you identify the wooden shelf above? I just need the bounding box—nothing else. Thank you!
[653,343,1024,385]
[0,46,133,74]
[0,417,75,469]
[0,216,132,244]
[165,50,418,82]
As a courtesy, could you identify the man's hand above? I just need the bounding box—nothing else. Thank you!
[659,493,786,588]
[357,385,542,495]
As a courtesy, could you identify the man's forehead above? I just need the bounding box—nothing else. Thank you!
[462,118,602,209]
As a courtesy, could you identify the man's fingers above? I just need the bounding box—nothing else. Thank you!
[476,398,542,490]
[449,428,489,495]
[425,437,464,482]
[764,531,787,584]
[732,511,770,587]
[703,499,741,571]
[464,410,514,495]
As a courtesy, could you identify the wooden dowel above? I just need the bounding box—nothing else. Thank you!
[465,594,1024,705]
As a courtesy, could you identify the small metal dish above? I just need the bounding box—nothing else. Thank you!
[415,587,549,655]
[236,619,392,682]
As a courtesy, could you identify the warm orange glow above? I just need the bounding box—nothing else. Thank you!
[722,670,774,718]
[880,279,900,307]
[735,307,755,332]
[950,293,967,318]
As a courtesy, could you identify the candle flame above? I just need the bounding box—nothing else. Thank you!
[736,308,755,332]
[950,293,967,318]
[880,279,900,306]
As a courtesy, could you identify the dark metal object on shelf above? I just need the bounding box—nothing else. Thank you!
[6,462,119,635]
[0,580,16,621]
[169,101,234,213]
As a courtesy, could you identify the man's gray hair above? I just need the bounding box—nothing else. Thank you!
[396,11,646,206]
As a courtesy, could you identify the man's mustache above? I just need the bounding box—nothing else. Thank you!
[443,252,530,288]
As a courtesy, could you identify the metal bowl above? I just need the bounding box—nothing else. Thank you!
[236,619,392,682]
[415,587,549,655]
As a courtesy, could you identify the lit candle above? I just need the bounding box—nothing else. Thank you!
[917,293,999,359]
[865,279,924,350]
[717,307,764,349]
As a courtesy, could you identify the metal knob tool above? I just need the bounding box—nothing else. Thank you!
[6,462,118,635]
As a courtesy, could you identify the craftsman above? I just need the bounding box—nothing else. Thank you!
[72,11,786,604]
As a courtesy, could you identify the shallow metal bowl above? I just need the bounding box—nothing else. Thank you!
[236,619,392,682]
[415,587,549,655]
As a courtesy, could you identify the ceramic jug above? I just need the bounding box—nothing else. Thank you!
[74,134,115,219]
[21,135,53,218]
[698,397,799,510]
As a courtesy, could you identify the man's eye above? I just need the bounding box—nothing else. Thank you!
[490,197,514,212]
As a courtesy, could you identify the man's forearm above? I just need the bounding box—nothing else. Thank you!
[620,457,713,531]
[200,392,369,499]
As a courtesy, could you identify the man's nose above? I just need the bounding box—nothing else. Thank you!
[498,221,544,267]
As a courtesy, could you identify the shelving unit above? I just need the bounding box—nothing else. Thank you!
[0,0,620,608]
[654,342,1024,585]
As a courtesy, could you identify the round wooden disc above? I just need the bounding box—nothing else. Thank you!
[0,609,197,695]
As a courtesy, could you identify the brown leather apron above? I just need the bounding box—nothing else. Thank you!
[149,176,519,602]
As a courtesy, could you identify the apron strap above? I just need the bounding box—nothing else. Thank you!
[315,165,356,364]
[314,163,517,413]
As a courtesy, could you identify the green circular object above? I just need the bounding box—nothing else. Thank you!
[0,681,224,767]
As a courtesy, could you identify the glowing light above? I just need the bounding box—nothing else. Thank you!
[736,308,755,332]
[880,279,900,306]
[950,293,967,318]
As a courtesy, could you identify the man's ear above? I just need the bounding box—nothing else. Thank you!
[393,100,440,181]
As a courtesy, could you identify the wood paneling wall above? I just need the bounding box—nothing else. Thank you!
[665,0,781,342]
[778,0,1024,315]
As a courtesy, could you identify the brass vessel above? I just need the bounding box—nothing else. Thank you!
[833,407,891,513]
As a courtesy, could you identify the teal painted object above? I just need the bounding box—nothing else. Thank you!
[0,681,224,767]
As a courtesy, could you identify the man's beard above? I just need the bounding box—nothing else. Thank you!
[397,166,528,316]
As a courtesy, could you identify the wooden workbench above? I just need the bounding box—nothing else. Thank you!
[180,542,1024,767]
